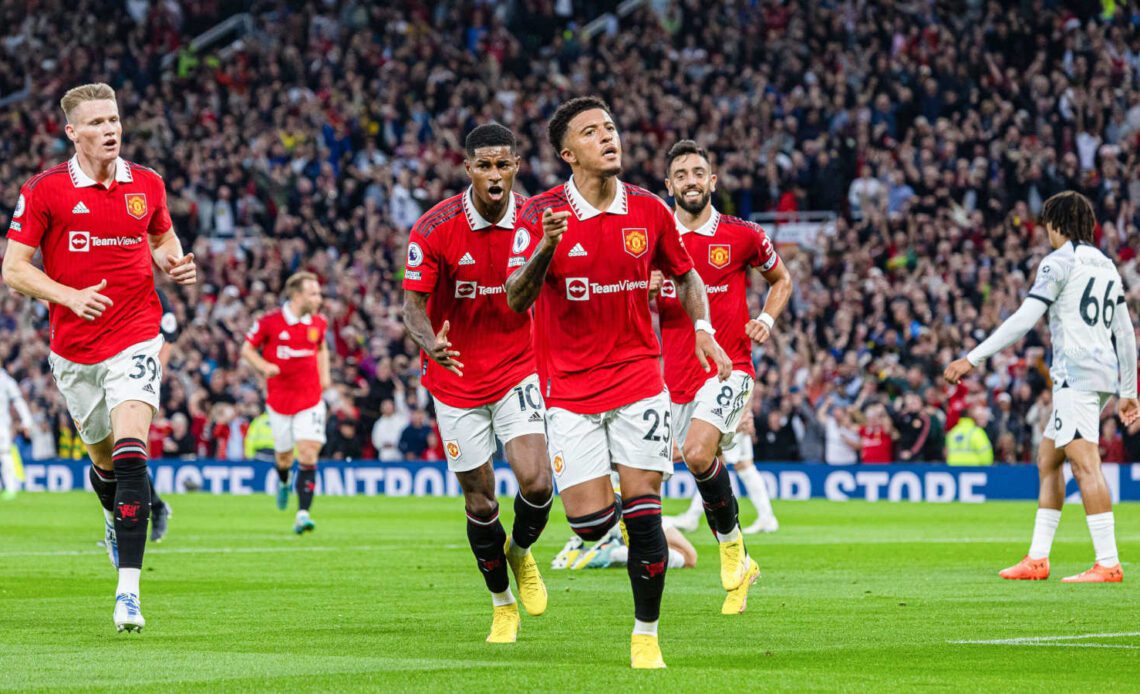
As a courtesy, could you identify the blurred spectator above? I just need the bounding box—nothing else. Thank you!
[1100,418,1125,464]
[821,400,860,465]
[165,413,198,459]
[859,405,896,464]
[399,409,433,460]
[756,409,799,462]
[29,416,56,461]
[946,406,995,466]
[243,411,275,461]
[327,417,365,460]
[893,393,933,463]
[788,390,824,462]
[371,399,408,462]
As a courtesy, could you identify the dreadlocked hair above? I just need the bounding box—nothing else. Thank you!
[1040,191,1096,245]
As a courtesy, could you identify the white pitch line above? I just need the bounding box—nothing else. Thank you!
[952,631,1140,648]
[0,545,378,558]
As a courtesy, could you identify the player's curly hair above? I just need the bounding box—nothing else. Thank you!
[60,83,116,121]
[665,140,711,175]
[547,95,614,153]
[1040,191,1096,245]
[465,123,516,158]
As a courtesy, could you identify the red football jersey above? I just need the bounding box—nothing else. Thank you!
[512,178,694,414]
[657,208,780,403]
[245,306,327,415]
[7,156,172,364]
[860,426,894,464]
[402,189,536,408]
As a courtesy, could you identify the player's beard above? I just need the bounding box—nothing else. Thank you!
[598,159,623,177]
[676,188,711,216]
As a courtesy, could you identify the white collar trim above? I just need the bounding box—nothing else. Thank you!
[68,155,132,187]
[282,303,312,326]
[462,186,516,230]
[564,175,628,220]
[676,207,721,236]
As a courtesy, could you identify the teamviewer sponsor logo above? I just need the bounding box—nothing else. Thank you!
[707,284,729,294]
[455,281,477,299]
[566,277,590,301]
[69,231,90,252]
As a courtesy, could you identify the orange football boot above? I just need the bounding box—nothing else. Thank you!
[998,556,1050,580]
[1061,563,1123,583]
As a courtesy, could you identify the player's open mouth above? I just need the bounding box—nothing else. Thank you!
[683,188,702,200]
[487,185,504,200]
[103,141,117,150]
[602,146,618,159]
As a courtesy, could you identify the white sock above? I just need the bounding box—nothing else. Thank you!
[491,588,515,607]
[0,453,16,491]
[1086,511,1119,567]
[103,508,115,526]
[683,490,704,519]
[611,545,629,566]
[737,466,774,519]
[715,526,741,543]
[633,619,658,636]
[116,568,141,596]
[506,537,529,560]
[667,548,685,569]
[1027,508,1062,560]
[296,509,310,520]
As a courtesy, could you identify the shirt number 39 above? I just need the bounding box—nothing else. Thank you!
[129,355,160,383]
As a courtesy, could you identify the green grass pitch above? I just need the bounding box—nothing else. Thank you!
[1,493,1138,691]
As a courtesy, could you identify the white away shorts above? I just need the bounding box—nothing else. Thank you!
[670,370,754,451]
[546,389,673,492]
[268,401,328,453]
[1043,388,1111,447]
[48,335,163,445]
[434,373,547,472]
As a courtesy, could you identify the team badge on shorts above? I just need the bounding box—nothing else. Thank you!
[552,451,565,476]
[709,244,731,269]
[445,440,461,460]
[623,228,648,258]
[125,193,147,220]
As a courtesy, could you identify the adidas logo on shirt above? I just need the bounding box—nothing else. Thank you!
[568,243,588,257]
[459,252,476,266]
[72,201,90,214]
[278,331,290,340]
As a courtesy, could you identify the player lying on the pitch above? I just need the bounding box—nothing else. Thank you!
[551,518,697,571]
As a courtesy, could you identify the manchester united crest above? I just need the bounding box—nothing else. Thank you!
[307,327,320,343]
[623,228,648,258]
[552,452,565,476]
[709,244,731,269]
[125,193,147,220]
[445,440,461,460]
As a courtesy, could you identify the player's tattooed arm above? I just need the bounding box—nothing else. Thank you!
[674,268,732,380]
[403,290,464,376]
[506,210,568,312]
[673,267,710,321]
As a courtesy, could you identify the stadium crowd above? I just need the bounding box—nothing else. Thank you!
[5,0,1140,465]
